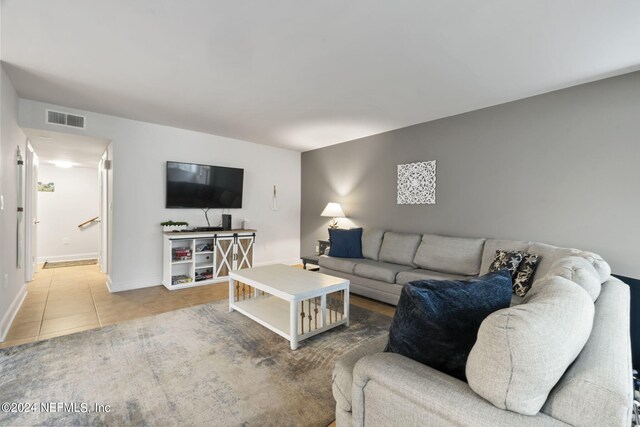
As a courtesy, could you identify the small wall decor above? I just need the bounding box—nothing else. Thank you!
[271,185,278,211]
[397,160,436,205]
[38,181,55,192]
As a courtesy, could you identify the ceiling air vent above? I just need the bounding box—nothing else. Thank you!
[46,109,86,129]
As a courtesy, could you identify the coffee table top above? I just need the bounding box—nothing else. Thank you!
[229,264,349,300]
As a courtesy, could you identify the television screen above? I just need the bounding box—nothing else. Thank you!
[166,161,244,209]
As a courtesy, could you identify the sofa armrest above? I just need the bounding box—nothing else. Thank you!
[351,352,568,427]
[333,334,388,412]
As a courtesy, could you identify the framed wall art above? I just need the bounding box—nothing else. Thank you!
[397,160,436,205]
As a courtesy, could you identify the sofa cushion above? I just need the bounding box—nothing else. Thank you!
[378,232,422,266]
[328,227,363,258]
[528,242,581,283]
[512,253,541,297]
[541,278,632,427]
[332,335,388,412]
[488,250,524,278]
[353,260,414,284]
[385,270,512,381]
[546,256,601,301]
[413,234,486,275]
[362,228,385,261]
[479,239,532,275]
[319,267,405,304]
[577,251,611,283]
[466,275,594,415]
[396,269,468,286]
[510,294,524,306]
[318,255,361,275]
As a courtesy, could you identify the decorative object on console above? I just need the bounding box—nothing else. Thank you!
[512,253,541,296]
[397,160,436,205]
[320,202,345,229]
[328,228,363,258]
[385,269,512,381]
[489,250,524,278]
[161,220,189,232]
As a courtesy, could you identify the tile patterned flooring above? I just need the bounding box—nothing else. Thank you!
[1,264,395,349]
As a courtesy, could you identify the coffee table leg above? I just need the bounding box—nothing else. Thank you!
[344,288,350,327]
[321,294,327,327]
[228,278,235,313]
[290,300,298,350]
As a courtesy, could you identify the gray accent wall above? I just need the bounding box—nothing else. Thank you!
[301,71,640,278]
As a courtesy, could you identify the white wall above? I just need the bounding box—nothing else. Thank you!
[0,66,28,340]
[37,164,100,262]
[18,99,301,291]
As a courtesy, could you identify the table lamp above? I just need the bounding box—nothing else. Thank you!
[320,202,345,229]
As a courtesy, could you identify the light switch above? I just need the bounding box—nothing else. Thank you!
[0,195,4,210]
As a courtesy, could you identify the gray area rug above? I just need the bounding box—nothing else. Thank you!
[0,300,391,426]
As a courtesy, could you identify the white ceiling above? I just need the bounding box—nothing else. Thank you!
[2,1,640,152]
[24,129,109,169]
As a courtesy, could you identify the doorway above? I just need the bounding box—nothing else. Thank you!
[23,129,111,276]
[24,142,39,282]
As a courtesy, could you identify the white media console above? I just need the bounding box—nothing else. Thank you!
[162,230,256,290]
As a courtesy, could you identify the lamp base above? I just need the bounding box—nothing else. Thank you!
[329,218,339,229]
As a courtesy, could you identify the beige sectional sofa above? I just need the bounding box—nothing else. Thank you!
[327,229,632,426]
[319,229,557,306]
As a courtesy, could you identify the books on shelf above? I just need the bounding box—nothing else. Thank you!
[172,248,192,261]
[171,275,192,285]
[195,270,214,282]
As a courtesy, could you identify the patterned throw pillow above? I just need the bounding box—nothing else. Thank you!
[489,250,524,279]
[512,253,541,297]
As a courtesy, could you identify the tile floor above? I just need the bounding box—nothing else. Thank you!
[0,264,228,348]
[1,264,395,349]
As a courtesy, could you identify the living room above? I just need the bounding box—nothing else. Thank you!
[1,1,639,426]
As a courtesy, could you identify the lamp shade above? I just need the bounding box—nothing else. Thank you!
[320,202,345,218]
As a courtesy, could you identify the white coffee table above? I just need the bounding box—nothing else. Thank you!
[229,264,350,350]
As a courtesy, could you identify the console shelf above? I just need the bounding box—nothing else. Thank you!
[162,229,256,290]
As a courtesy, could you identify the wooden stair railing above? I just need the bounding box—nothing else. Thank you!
[78,216,99,228]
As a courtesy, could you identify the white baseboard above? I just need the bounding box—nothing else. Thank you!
[38,252,99,263]
[107,275,163,293]
[0,284,27,342]
[105,275,113,293]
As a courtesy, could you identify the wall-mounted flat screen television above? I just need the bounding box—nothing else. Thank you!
[166,161,244,209]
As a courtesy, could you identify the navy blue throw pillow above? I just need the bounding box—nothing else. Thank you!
[385,270,512,381]
[328,228,363,258]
